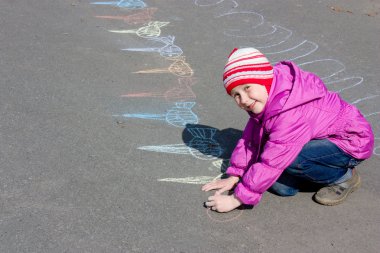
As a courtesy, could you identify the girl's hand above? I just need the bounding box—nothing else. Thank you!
[205,194,242,213]
[201,176,239,195]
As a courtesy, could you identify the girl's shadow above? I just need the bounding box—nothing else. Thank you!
[182,123,242,174]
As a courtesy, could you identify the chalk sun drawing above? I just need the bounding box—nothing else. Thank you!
[138,128,223,160]
[109,21,170,38]
[121,77,197,102]
[122,35,183,58]
[193,0,379,155]
[134,56,194,77]
[95,8,157,25]
[91,0,147,9]
[114,102,198,128]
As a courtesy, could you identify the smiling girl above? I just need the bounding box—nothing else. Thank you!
[202,48,374,212]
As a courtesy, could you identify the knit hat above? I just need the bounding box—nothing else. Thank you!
[223,47,274,95]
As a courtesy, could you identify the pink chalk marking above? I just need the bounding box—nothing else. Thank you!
[95,8,157,24]
[206,208,244,223]
[121,77,197,102]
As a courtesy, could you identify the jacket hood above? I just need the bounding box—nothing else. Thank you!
[255,61,328,122]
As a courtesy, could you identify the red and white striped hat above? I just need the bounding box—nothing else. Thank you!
[223,47,274,95]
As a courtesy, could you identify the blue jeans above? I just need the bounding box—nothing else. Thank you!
[269,139,362,196]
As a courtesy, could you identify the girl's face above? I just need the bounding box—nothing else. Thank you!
[230,83,269,114]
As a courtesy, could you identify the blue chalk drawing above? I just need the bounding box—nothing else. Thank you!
[122,35,183,58]
[115,102,199,127]
[109,21,170,38]
[138,128,223,160]
[91,0,147,9]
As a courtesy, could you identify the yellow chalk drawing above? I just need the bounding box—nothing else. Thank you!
[208,159,229,172]
[108,21,170,38]
[134,56,194,77]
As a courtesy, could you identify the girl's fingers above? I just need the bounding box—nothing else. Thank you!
[205,201,215,207]
[202,181,221,191]
[202,184,215,191]
[215,187,227,195]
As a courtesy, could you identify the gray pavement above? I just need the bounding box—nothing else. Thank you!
[1,0,379,252]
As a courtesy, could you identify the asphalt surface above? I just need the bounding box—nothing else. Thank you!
[1,0,379,252]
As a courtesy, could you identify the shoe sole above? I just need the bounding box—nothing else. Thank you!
[314,175,361,206]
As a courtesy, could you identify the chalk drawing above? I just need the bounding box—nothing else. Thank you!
[298,59,346,80]
[95,8,157,24]
[134,56,194,77]
[194,0,226,7]
[109,21,170,38]
[91,0,147,9]
[351,95,380,105]
[327,77,364,93]
[122,35,183,58]
[138,128,223,160]
[206,207,244,222]
[121,77,197,102]
[264,40,319,62]
[158,174,223,184]
[207,159,229,172]
[114,102,198,127]
[217,10,264,33]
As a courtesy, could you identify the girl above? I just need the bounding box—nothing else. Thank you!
[202,48,374,213]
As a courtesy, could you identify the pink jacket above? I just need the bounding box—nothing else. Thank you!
[227,61,374,205]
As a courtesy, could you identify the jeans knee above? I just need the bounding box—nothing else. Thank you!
[269,182,299,197]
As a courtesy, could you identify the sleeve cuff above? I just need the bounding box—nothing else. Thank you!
[234,182,262,205]
[226,166,245,177]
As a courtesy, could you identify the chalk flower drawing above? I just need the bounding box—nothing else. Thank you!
[115,102,199,128]
[123,35,183,58]
[121,77,197,102]
[109,21,170,38]
[91,0,147,9]
[95,8,157,25]
[134,56,194,77]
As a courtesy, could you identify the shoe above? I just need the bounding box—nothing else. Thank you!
[314,169,361,206]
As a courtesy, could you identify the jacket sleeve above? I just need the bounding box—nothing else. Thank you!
[234,114,312,205]
[226,117,260,178]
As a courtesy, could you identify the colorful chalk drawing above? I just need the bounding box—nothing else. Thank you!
[121,77,196,102]
[114,102,199,127]
[122,35,183,58]
[138,128,223,160]
[95,8,157,24]
[192,0,379,156]
[91,0,147,9]
[134,56,194,77]
[109,21,170,38]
